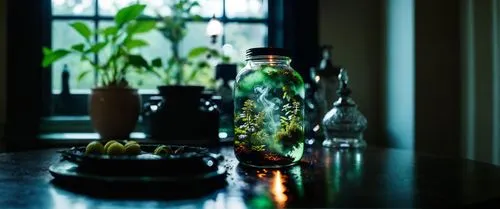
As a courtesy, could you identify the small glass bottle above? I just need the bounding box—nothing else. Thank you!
[234,47,305,168]
[322,69,367,148]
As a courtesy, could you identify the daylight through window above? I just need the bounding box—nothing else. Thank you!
[51,0,268,93]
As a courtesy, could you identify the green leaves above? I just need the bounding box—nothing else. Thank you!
[127,21,156,34]
[151,58,163,68]
[128,54,149,69]
[99,26,118,36]
[70,22,92,41]
[187,46,209,59]
[71,43,85,52]
[115,4,146,26]
[40,3,158,88]
[124,39,148,49]
[191,15,203,21]
[77,69,93,82]
[222,55,231,63]
[88,42,107,53]
[42,47,51,55]
[42,49,71,68]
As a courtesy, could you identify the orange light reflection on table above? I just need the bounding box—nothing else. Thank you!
[271,170,288,208]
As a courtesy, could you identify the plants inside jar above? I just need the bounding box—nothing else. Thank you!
[234,62,305,167]
[41,4,158,139]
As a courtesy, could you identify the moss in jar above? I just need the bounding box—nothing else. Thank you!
[234,65,305,166]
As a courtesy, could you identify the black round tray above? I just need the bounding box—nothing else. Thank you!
[49,161,227,199]
[58,145,223,176]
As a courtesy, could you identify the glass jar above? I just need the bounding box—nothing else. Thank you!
[233,47,305,168]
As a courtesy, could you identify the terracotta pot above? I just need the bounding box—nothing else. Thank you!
[89,87,141,139]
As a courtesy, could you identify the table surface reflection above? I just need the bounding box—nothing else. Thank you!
[1,145,500,209]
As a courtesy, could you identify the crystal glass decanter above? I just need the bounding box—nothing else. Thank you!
[322,69,367,148]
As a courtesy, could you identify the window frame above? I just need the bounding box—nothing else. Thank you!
[43,0,272,133]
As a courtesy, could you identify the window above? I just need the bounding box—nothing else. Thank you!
[41,0,270,135]
[50,0,268,95]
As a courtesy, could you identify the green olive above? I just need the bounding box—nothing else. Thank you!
[124,143,141,155]
[153,145,171,156]
[85,141,104,155]
[125,140,138,146]
[107,142,125,155]
[104,140,119,152]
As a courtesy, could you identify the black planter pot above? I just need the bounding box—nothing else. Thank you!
[143,85,220,145]
[157,85,204,110]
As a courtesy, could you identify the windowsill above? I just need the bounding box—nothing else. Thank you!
[51,89,160,95]
[40,116,145,133]
[39,116,234,146]
[38,132,234,147]
[39,132,147,140]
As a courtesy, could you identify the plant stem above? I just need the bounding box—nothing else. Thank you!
[172,42,182,85]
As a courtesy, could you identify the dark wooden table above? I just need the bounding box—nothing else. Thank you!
[1,145,500,209]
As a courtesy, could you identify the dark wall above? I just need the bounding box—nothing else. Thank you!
[0,0,6,150]
[4,0,50,150]
[415,0,462,157]
[319,0,383,144]
[282,0,319,83]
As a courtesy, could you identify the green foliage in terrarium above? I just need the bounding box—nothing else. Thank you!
[277,100,304,148]
[41,4,158,88]
[234,63,305,165]
[234,100,268,152]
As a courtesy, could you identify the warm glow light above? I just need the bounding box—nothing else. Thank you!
[206,15,223,37]
[271,171,288,208]
[315,75,321,82]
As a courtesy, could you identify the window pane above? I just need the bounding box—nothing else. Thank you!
[180,22,216,87]
[224,23,267,63]
[99,0,222,17]
[52,0,95,16]
[192,0,223,17]
[225,0,267,18]
[52,21,96,93]
[180,22,211,57]
[97,21,219,89]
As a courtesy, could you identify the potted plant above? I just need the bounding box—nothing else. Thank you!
[138,0,237,141]
[42,4,158,139]
[151,0,221,107]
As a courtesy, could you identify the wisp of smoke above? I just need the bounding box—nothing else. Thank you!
[254,86,284,153]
